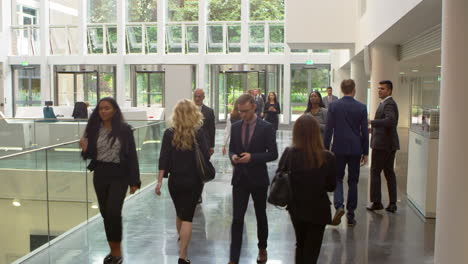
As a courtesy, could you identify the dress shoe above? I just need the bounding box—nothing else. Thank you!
[257,248,268,263]
[366,203,384,211]
[178,258,191,264]
[347,217,356,227]
[103,254,112,264]
[386,203,397,213]
[331,207,345,226]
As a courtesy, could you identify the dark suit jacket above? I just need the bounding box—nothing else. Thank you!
[324,96,369,156]
[279,148,336,224]
[371,97,400,150]
[158,128,209,186]
[82,124,141,188]
[229,118,278,187]
[201,104,215,149]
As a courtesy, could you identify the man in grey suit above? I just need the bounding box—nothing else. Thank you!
[324,86,339,108]
[367,80,400,213]
[250,89,264,118]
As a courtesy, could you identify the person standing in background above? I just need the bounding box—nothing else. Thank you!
[263,92,281,132]
[304,91,327,136]
[223,99,242,155]
[323,87,339,108]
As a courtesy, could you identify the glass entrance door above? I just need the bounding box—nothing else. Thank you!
[57,72,98,106]
[55,65,116,107]
[135,72,165,107]
[212,64,280,122]
[12,65,41,115]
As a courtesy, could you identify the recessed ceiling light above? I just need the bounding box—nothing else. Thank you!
[400,72,405,75]
[12,199,21,207]
[91,202,99,209]
[412,69,419,73]
[437,65,442,68]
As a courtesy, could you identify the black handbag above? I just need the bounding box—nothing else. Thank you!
[268,148,293,207]
[194,141,216,183]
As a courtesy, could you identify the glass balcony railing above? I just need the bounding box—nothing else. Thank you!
[207,22,241,54]
[1,121,165,264]
[0,118,161,157]
[87,24,118,54]
[11,26,40,56]
[249,22,284,54]
[165,22,199,54]
[126,23,158,54]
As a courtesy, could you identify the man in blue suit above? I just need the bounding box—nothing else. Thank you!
[228,94,278,264]
[324,79,369,226]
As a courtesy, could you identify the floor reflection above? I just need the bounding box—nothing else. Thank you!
[18,130,435,264]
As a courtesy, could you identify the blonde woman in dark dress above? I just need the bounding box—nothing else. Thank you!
[156,99,210,264]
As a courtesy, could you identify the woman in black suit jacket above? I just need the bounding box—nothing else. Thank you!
[80,97,140,264]
[277,114,336,264]
[263,92,281,131]
[155,99,210,264]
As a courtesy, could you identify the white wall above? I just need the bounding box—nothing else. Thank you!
[286,0,358,49]
[356,0,424,52]
[164,65,193,120]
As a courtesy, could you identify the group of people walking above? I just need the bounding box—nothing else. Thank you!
[79,79,400,264]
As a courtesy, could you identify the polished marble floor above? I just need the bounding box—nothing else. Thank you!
[21,130,435,264]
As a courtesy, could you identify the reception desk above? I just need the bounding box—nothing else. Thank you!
[406,130,439,218]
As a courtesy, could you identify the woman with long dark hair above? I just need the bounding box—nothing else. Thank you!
[304,91,328,136]
[277,114,336,264]
[156,99,210,264]
[222,98,241,155]
[264,92,281,131]
[80,97,140,264]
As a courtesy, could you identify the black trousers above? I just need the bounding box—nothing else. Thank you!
[290,216,326,264]
[230,184,268,263]
[93,163,128,242]
[370,149,397,204]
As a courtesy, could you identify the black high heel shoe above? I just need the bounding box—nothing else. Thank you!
[178,258,191,264]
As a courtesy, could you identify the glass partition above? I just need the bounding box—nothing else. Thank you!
[0,121,164,263]
[410,75,441,138]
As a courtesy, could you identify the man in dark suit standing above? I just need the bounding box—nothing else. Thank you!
[367,80,400,213]
[194,88,215,204]
[228,94,278,264]
[194,89,215,155]
[323,86,339,108]
[324,79,369,226]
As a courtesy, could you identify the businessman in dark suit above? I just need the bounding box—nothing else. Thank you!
[324,79,369,227]
[194,89,215,154]
[367,80,400,213]
[228,94,278,264]
[324,86,339,108]
[194,88,215,204]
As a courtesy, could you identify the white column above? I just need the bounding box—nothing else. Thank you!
[197,0,207,91]
[283,63,291,124]
[115,0,125,105]
[351,59,367,104]
[164,65,193,118]
[157,0,165,55]
[435,0,468,263]
[40,0,50,103]
[241,0,249,55]
[369,44,399,121]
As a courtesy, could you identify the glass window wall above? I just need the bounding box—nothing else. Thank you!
[49,0,80,55]
[290,64,330,121]
[168,0,198,22]
[208,0,241,21]
[12,65,42,115]
[250,0,284,21]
